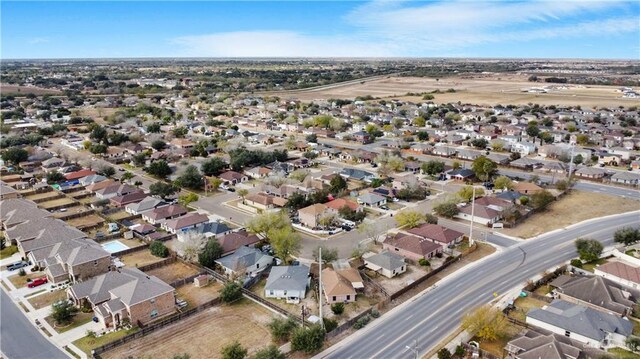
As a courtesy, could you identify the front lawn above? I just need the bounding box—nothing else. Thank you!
[0,245,19,259]
[27,290,68,310]
[73,327,140,356]
[45,311,94,333]
[582,258,608,272]
[8,272,43,288]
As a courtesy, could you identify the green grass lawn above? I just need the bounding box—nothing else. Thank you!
[73,327,140,356]
[582,258,608,272]
[608,348,640,359]
[0,245,19,259]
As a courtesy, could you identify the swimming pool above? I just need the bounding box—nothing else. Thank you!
[101,240,129,254]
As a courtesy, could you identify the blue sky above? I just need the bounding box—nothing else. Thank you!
[2,1,639,59]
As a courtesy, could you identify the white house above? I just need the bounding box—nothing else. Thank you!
[264,265,310,304]
[364,251,406,279]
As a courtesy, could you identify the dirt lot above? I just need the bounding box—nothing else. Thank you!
[145,262,200,284]
[0,84,62,95]
[39,198,76,209]
[66,214,105,229]
[107,210,132,221]
[103,299,278,359]
[119,250,165,268]
[502,191,640,239]
[27,289,68,310]
[274,75,636,108]
[175,281,222,308]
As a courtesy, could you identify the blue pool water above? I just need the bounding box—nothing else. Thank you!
[101,240,129,253]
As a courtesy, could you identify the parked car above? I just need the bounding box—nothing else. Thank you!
[7,261,29,271]
[227,187,236,192]
[27,277,48,288]
[380,205,390,210]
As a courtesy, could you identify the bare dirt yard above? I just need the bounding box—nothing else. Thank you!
[39,198,76,209]
[103,299,279,359]
[367,264,429,294]
[119,250,165,268]
[26,191,60,202]
[65,214,105,229]
[144,262,200,284]
[501,190,640,239]
[274,75,636,108]
[175,281,222,308]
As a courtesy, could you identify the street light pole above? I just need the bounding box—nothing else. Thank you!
[405,339,418,359]
[469,186,476,246]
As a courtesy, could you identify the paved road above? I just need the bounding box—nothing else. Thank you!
[315,211,640,359]
[0,290,67,359]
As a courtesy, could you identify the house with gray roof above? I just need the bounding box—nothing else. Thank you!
[357,192,387,207]
[67,268,176,330]
[551,275,640,316]
[526,300,633,349]
[40,238,111,284]
[339,168,376,182]
[0,198,51,232]
[125,196,168,216]
[364,251,406,278]
[176,221,232,241]
[215,246,274,278]
[264,265,310,303]
[505,330,607,359]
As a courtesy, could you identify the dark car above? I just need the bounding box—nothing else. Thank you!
[227,188,236,192]
[483,182,494,189]
[7,261,29,271]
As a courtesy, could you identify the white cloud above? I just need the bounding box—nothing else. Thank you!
[170,1,638,57]
[28,37,49,45]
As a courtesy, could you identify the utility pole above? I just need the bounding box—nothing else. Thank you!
[567,144,576,182]
[405,339,418,359]
[469,186,476,246]
[318,247,323,330]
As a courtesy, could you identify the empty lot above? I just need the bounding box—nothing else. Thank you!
[103,299,278,359]
[145,261,200,284]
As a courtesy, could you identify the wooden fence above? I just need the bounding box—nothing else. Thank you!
[389,256,460,300]
[460,342,501,359]
[169,271,206,289]
[111,243,150,256]
[92,297,222,358]
[137,256,176,272]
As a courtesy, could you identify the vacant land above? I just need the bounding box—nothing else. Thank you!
[103,299,278,359]
[27,290,68,310]
[145,262,200,284]
[66,214,105,229]
[175,281,222,308]
[502,191,640,239]
[0,84,62,95]
[274,75,636,108]
[119,250,165,268]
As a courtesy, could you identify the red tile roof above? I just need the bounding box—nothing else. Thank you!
[65,169,96,181]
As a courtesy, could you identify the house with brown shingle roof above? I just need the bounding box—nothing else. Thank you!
[383,233,443,262]
[407,223,465,248]
[218,230,260,256]
[161,212,209,234]
[594,261,640,289]
[321,267,356,304]
[142,205,188,225]
[219,171,248,185]
[298,203,330,229]
[513,181,544,195]
[245,192,276,211]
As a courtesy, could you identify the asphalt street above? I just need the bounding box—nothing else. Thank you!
[315,211,640,359]
[0,290,67,359]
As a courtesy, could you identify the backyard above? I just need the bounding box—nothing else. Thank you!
[368,264,430,294]
[39,197,76,209]
[145,261,200,284]
[477,319,524,357]
[26,191,60,202]
[502,191,640,239]
[66,214,106,230]
[73,327,140,356]
[175,281,222,308]
[119,250,166,268]
[507,296,549,322]
[107,210,133,221]
[102,299,279,359]
[249,278,318,316]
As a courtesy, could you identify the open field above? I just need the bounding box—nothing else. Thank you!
[66,214,105,229]
[273,75,638,108]
[39,198,76,209]
[103,299,278,359]
[27,289,68,310]
[175,281,222,308]
[0,84,62,95]
[144,262,200,284]
[119,250,165,268]
[502,191,640,239]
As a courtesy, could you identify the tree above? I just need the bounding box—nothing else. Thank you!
[530,190,555,210]
[425,213,438,224]
[89,143,107,154]
[146,160,172,178]
[396,185,429,201]
[471,156,497,181]
[221,340,247,359]
[268,227,301,263]
[131,152,148,167]
[51,300,78,325]
[178,193,199,207]
[151,140,167,151]
[305,134,318,143]
[97,165,116,177]
[526,124,540,138]
[575,238,603,262]
[338,206,366,223]
[237,189,248,203]
[285,192,311,211]
[254,345,285,359]
[460,305,507,342]
[290,325,325,354]
[46,171,65,184]
[120,171,134,182]
[1,147,28,165]
[437,348,452,359]
[197,236,224,267]
[90,125,108,143]
[175,165,203,190]
[493,176,514,191]
[268,317,298,342]
[220,281,243,303]
[149,182,179,199]
[471,138,488,149]
[331,303,345,315]
[201,157,227,176]
[626,336,640,352]
[208,177,223,191]
[246,212,290,239]
[433,202,459,218]
[150,241,169,258]
[357,221,388,244]
[173,127,188,138]
[314,246,338,263]
[614,227,640,246]
[329,175,348,194]
[555,179,570,191]
[176,232,206,262]
[147,122,161,133]
[457,186,485,203]
[395,210,425,229]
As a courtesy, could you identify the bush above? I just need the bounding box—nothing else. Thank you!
[150,241,169,258]
[570,259,583,268]
[51,300,78,325]
[437,348,452,359]
[418,258,430,267]
[353,315,371,329]
[18,268,26,276]
[435,252,443,258]
[331,303,344,315]
[221,340,247,359]
[220,281,243,304]
[253,345,285,359]
[291,325,325,354]
[454,345,466,357]
[370,309,380,318]
[268,317,298,342]
[323,318,338,333]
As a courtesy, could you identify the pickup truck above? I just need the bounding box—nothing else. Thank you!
[7,261,29,271]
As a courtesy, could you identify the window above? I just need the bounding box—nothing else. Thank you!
[283,291,287,296]
[93,260,98,266]
[150,310,158,318]
[346,295,351,300]
[564,331,570,337]
[394,248,399,251]
[332,296,336,302]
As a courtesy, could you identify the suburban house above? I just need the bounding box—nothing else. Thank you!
[41,238,112,284]
[550,275,639,316]
[513,182,544,195]
[298,203,329,229]
[125,197,168,216]
[161,212,209,234]
[141,205,188,225]
[594,261,640,289]
[0,198,51,232]
[456,204,502,226]
[217,230,260,256]
[352,130,372,144]
[526,300,633,349]
[95,183,140,200]
[391,174,420,190]
[610,172,640,186]
[110,190,147,207]
[446,168,475,181]
[407,223,465,249]
[504,330,599,359]
[357,192,387,208]
[264,265,310,303]
[575,166,608,180]
[244,166,271,179]
[0,182,20,200]
[7,217,86,257]
[244,192,279,211]
[324,197,362,215]
[339,168,376,182]
[219,171,248,185]
[64,169,96,181]
[364,251,407,278]
[215,246,274,278]
[67,268,176,330]
[176,221,232,241]
[321,267,356,304]
[383,233,443,262]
